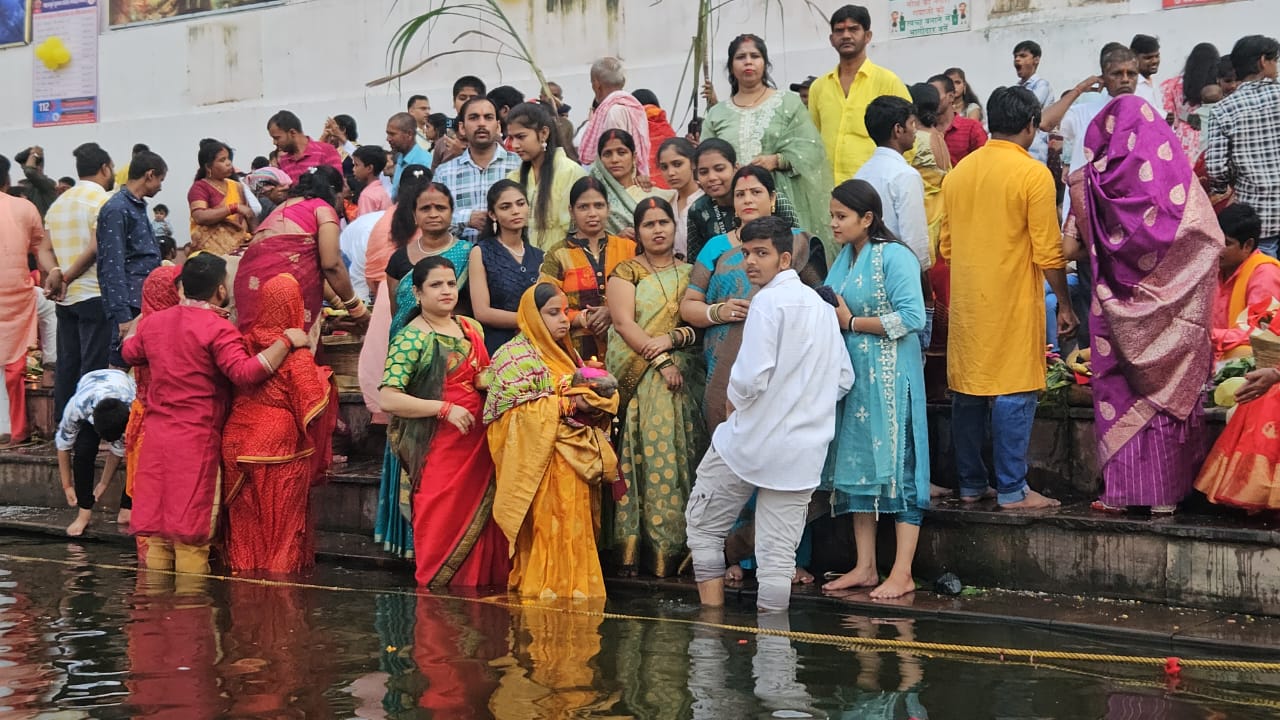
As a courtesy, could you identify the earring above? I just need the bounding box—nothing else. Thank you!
[541,141,547,151]
[770,202,777,214]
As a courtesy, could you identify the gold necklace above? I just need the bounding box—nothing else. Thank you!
[645,256,679,315]
[417,233,454,257]
[734,86,769,108]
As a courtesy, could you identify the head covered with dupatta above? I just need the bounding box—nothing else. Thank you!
[244,273,307,353]
[141,265,181,316]
[1069,94,1219,455]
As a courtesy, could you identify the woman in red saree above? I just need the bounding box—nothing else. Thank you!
[123,266,181,529]
[233,165,367,336]
[1196,363,1280,512]
[221,273,337,574]
[378,255,510,588]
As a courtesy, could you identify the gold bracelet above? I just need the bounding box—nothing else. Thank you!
[649,352,673,369]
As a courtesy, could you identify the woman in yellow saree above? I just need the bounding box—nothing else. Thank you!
[485,283,620,600]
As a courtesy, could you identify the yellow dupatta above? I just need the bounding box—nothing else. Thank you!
[487,283,620,550]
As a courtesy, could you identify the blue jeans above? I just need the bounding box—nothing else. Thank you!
[1044,274,1081,354]
[1259,236,1279,259]
[951,391,1038,504]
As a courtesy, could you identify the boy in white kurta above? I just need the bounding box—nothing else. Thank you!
[685,217,854,612]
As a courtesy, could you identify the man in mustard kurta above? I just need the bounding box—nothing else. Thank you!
[809,5,912,183]
[939,86,1078,511]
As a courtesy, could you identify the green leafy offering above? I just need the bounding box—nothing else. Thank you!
[1213,356,1256,386]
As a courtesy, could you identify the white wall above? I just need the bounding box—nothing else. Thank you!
[0,0,1264,231]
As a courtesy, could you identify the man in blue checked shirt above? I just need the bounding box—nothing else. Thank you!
[434,96,522,242]
[96,151,166,368]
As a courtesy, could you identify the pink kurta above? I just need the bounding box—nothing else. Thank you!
[122,304,272,544]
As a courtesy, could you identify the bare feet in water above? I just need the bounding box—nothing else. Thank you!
[1000,489,1061,510]
[822,567,879,592]
[724,565,745,586]
[66,509,92,537]
[793,567,814,585]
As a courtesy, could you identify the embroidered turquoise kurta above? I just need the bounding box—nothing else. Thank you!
[821,241,930,520]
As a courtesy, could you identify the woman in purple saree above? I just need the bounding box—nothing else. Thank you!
[1064,95,1221,514]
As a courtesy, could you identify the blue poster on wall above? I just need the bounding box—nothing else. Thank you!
[0,0,33,48]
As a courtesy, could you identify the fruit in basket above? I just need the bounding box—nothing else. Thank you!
[1214,376,1247,408]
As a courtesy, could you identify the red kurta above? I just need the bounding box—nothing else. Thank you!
[122,304,272,545]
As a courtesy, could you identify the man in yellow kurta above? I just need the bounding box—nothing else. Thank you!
[809,5,912,183]
[939,86,1078,511]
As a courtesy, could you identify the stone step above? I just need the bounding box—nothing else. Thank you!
[4,406,1273,615]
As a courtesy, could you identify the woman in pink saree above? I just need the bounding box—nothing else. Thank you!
[1064,95,1220,514]
[234,165,367,335]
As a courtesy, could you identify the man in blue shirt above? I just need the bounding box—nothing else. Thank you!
[96,150,165,368]
[387,112,433,200]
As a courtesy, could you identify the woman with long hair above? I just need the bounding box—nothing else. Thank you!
[378,256,510,587]
[605,197,708,577]
[468,179,545,356]
[372,180,474,559]
[221,274,337,574]
[486,283,620,599]
[819,180,929,599]
[1162,43,1221,161]
[188,138,256,254]
[656,137,704,259]
[679,164,816,432]
[1064,95,1219,515]
[702,33,835,264]
[944,68,983,122]
[506,102,587,251]
[589,128,675,236]
[234,164,367,335]
[539,176,637,360]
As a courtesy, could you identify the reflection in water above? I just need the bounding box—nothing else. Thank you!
[0,541,1273,720]
[490,598,619,719]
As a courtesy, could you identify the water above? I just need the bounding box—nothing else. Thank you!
[0,536,1275,719]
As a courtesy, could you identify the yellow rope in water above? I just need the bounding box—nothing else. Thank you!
[4,550,1280,677]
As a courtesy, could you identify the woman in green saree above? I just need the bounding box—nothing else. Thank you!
[605,197,708,577]
[589,128,675,238]
[702,33,836,264]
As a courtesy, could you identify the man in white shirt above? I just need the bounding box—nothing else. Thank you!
[856,95,933,348]
[685,217,854,613]
[1131,34,1164,112]
[339,210,383,304]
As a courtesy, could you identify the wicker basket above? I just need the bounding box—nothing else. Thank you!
[321,334,363,378]
[1250,331,1280,370]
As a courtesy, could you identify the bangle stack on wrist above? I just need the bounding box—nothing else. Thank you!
[707,303,727,325]
[650,352,674,370]
[667,326,696,348]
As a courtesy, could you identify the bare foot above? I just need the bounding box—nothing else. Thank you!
[724,565,745,586]
[960,488,997,503]
[822,567,879,592]
[793,567,815,585]
[930,483,953,499]
[999,489,1061,511]
[117,508,131,527]
[66,509,92,537]
[869,573,916,600]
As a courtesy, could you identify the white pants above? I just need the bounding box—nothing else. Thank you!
[685,447,813,612]
[35,286,57,366]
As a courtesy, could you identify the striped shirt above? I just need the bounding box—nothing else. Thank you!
[434,147,522,242]
[45,179,110,305]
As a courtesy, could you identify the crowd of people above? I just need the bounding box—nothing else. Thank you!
[3,3,1279,610]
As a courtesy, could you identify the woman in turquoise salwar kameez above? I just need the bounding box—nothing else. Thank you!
[820,180,930,600]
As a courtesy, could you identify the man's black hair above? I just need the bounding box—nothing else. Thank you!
[829,4,871,32]
[1013,40,1042,58]
[73,142,112,179]
[740,216,794,257]
[128,151,167,181]
[1130,34,1160,56]
[453,75,487,98]
[1230,35,1280,80]
[1219,203,1262,249]
[93,398,131,443]
[987,86,1042,136]
[927,73,955,93]
[486,85,525,114]
[407,94,429,110]
[181,253,228,301]
[865,95,915,147]
[267,110,303,133]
